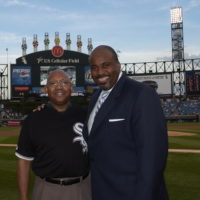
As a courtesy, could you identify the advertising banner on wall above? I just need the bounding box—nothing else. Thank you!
[129,73,172,95]
[7,120,21,127]
[185,71,200,95]
[12,66,31,85]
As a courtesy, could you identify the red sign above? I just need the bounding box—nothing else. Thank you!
[7,120,21,127]
[52,46,64,57]
[14,87,29,91]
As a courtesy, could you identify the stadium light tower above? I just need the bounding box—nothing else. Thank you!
[170,7,184,61]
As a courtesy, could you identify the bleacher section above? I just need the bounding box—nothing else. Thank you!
[161,98,200,122]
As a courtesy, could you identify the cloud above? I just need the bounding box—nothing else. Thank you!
[96,0,134,8]
[158,0,200,12]
[185,53,200,59]
[0,0,112,26]
[0,54,20,64]
[118,49,172,63]
[184,0,200,11]
[0,32,32,63]
[0,0,34,7]
[0,32,22,43]
[184,45,200,58]
[118,45,200,64]
[99,0,159,7]
[0,0,132,32]
[0,0,58,12]
[0,32,32,51]
[191,0,200,7]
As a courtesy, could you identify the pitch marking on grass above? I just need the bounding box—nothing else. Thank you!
[169,149,200,153]
[0,144,200,154]
[168,131,196,136]
[0,144,17,147]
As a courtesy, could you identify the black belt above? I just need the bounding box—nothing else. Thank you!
[43,172,89,186]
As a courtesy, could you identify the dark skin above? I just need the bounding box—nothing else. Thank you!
[89,45,121,90]
[33,70,72,112]
[29,47,120,200]
[17,70,72,200]
[45,70,72,112]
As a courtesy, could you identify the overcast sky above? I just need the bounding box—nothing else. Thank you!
[0,0,200,65]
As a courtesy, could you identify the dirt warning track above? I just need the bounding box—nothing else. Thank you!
[1,129,200,153]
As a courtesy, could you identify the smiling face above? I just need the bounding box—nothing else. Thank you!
[45,70,72,111]
[89,46,121,90]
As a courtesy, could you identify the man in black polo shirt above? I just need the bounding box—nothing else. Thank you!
[15,70,91,200]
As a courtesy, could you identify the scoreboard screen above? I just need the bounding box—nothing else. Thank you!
[185,71,200,95]
[10,49,89,98]
[40,66,76,85]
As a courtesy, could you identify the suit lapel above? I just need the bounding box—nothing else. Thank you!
[90,74,126,135]
[83,89,101,140]
[87,90,101,115]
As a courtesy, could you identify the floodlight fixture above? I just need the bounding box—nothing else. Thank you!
[170,7,183,24]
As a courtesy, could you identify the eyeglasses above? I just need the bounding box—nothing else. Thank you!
[47,80,71,88]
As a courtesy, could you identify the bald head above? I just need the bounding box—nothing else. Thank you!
[47,69,70,84]
[88,45,121,90]
[89,45,119,64]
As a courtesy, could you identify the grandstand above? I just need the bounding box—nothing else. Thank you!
[1,58,200,125]
[161,97,200,122]
[161,97,200,116]
[0,26,200,124]
[120,60,200,122]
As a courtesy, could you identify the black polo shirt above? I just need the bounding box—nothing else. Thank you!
[15,104,89,178]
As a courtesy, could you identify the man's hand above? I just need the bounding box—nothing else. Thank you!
[32,104,45,112]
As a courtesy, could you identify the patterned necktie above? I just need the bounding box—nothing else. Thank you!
[95,91,109,115]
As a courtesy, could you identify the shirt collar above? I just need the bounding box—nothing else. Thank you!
[101,71,123,94]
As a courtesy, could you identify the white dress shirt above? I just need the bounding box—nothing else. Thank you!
[87,71,122,134]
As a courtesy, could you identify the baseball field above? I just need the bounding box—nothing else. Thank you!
[0,122,200,200]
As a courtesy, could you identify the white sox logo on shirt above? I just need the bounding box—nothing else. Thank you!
[73,122,88,153]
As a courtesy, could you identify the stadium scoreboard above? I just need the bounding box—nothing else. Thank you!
[10,49,95,98]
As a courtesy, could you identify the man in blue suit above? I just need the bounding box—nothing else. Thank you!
[84,45,169,200]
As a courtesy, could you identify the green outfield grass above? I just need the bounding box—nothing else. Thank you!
[0,147,18,200]
[0,147,34,200]
[0,135,18,144]
[168,122,200,149]
[165,153,200,200]
[0,126,20,131]
[168,122,200,127]
[0,122,200,199]
[0,126,20,144]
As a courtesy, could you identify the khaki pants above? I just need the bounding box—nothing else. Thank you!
[32,175,91,200]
